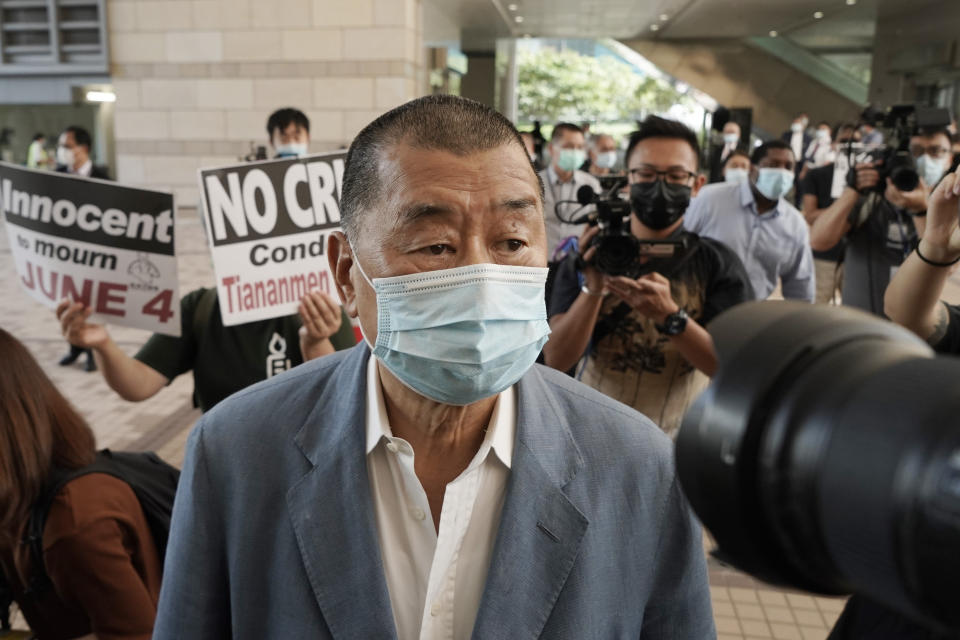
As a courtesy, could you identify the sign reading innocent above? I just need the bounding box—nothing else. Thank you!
[198,152,345,326]
[0,163,181,336]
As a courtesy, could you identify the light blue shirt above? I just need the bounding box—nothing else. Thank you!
[684,180,815,302]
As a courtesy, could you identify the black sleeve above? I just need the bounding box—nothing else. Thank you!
[800,168,817,198]
[133,288,205,381]
[547,254,583,319]
[329,308,357,350]
[698,237,756,325]
[932,303,960,355]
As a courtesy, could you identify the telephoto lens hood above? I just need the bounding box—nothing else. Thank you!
[677,301,960,634]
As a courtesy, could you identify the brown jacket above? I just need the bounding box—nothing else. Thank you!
[0,473,162,640]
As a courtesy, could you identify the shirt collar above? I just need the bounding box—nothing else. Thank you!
[363,353,514,469]
[738,178,785,219]
[73,160,93,177]
[546,164,573,186]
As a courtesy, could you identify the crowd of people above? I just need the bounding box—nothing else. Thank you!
[3,95,960,639]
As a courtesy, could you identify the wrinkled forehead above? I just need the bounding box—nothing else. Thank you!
[371,142,542,224]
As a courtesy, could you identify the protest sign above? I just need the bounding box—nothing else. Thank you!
[199,152,345,326]
[0,163,180,336]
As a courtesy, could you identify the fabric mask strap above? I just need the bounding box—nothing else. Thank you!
[349,244,377,349]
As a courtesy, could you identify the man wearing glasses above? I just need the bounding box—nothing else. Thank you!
[685,139,816,303]
[544,116,753,435]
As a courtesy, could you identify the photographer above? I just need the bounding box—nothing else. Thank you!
[809,129,951,315]
[543,116,753,435]
[884,164,960,353]
[800,123,858,303]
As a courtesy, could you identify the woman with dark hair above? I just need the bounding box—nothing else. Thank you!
[0,329,161,640]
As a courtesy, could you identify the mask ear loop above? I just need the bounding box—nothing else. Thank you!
[348,243,377,350]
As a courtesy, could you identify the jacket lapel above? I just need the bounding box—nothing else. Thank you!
[471,366,589,639]
[286,345,398,640]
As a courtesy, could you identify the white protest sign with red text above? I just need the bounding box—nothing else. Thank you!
[1,163,180,336]
[198,152,344,326]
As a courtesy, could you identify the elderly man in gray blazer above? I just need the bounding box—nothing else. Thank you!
[154,95,714,639]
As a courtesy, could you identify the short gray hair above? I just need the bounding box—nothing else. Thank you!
[340,94,542,240]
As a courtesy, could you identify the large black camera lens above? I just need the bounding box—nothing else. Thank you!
[593,234,640,277]
[888,151,920,192]
[677,302,960,633]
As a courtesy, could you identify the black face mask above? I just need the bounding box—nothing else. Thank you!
[630,179,692,230]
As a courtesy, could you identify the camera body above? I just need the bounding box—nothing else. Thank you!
[572,183,684,278]
[854,104,952,193]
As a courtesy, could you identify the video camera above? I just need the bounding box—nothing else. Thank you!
[677,302,960,635]
[554,181,685,278]
[849,104,952,193]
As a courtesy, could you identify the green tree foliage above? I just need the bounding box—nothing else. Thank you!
[517,47,686,123]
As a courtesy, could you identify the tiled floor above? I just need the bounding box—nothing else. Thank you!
[4,212,958,637]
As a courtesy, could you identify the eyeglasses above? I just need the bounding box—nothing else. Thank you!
[628,167,697,184]
[911,144,951,159]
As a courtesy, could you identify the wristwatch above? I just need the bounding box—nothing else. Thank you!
[656,308,688,336]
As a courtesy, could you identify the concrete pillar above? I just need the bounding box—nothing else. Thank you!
[460,50,496,108]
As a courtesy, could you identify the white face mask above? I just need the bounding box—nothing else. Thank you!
[725,168,749,184]
[723,133,739,146]
[353,259,551,405]
[791,123,803,134]
[274,142,308,158]
[816,129,831,141]
[916,154,947,187]
[595,151,617,169]
[754,167,795,201]
[56,146,75,168]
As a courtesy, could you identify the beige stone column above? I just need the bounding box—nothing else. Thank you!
[106,0,424,206]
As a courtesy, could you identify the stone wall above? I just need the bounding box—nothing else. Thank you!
[106,0,424,206]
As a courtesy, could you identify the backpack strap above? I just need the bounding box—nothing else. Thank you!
[0,570,12,630]
[22,464,89,596]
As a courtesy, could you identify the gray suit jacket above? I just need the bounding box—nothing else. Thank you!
[153,344,714,639]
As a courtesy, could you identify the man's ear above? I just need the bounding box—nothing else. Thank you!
[328,231,358,318]
[692,174,707,197]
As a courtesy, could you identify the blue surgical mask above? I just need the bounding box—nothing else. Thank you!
[754,167,794,201]
[595,151,617,169]
[556,148,586,172]
[723,133,739,145]
[916,154,947,187]
[275,143,307,158]
[725,168,749,184]
[354,259,551,406]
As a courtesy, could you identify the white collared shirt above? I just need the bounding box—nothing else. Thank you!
[539,165,601,260]
[72,160,93,177]
[364,354,515,640]
[684,180,816,302]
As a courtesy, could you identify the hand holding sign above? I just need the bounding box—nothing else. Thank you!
[298,290,343,343]
[57,298,109,349]
[199,152,345,327]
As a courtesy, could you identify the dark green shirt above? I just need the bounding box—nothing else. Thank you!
[134,288,355,412]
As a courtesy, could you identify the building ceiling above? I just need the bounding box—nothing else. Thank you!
[424,0,883,52]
